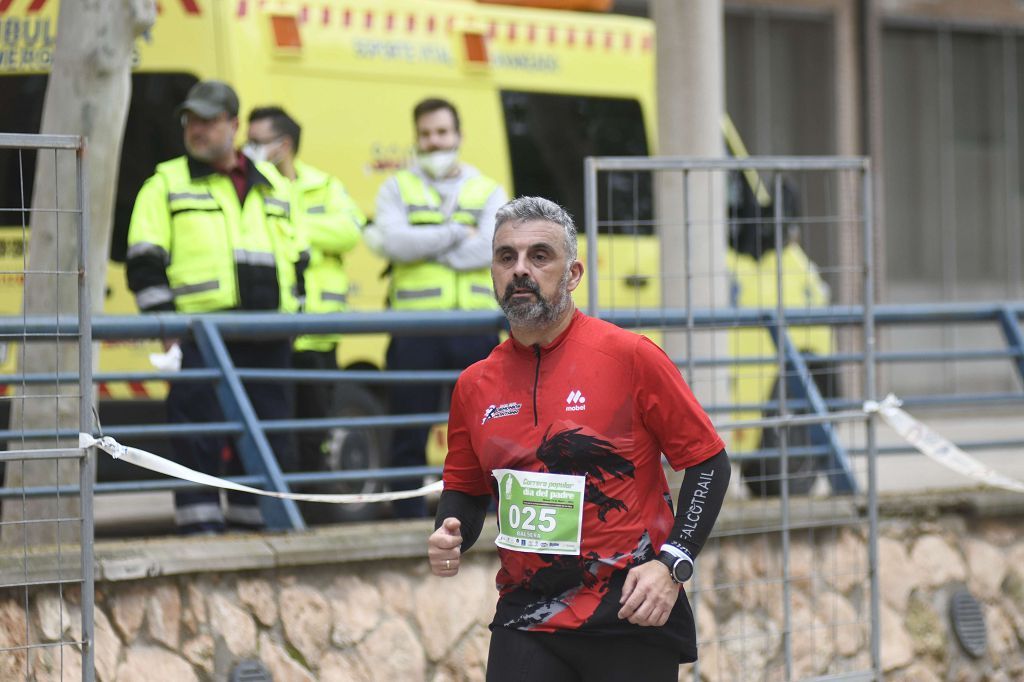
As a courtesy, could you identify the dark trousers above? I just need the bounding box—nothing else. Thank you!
[292,349,337,470]
[486,627,679,682]
[386,332,499,518]
[167,339,293,533]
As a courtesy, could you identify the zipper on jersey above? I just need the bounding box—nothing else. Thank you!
[532,344,541,426]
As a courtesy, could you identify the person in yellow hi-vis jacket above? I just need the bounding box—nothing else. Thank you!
[125,80,309,534]
[363,97,508,518]
[245,106,366,478]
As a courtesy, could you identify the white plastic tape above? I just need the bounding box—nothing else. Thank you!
[864,394,1024,494]
[78,434,443,503]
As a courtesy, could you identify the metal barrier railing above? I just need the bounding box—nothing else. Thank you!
[1,301,1021,528]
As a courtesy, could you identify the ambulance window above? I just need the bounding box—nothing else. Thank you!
[110,73,195,262]
[0,75,47,227]
[500,91,653,235]
[0,73,194,261]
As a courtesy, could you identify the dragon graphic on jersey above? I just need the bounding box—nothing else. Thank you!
[537,426,635,521]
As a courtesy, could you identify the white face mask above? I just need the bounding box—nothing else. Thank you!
[416,148,459,179]
[242,142,269,163]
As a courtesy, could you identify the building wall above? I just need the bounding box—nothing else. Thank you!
[1,494,1022,681]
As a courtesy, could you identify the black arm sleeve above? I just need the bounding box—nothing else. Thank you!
[664,448,731,561]
[434,489,490,553]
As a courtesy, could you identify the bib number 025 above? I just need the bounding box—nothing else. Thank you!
[492,469,586,555]
[506,505,556,533]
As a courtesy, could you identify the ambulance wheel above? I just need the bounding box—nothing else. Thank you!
[299,383,391,524]
[740,378,819,497]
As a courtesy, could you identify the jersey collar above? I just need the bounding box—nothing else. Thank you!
[508,308,584,356]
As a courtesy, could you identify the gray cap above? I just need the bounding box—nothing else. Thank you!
[175,80,239,119]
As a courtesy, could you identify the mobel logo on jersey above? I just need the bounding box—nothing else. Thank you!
[565,389,587,412]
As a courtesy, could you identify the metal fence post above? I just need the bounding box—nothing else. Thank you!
[192,319,306,531]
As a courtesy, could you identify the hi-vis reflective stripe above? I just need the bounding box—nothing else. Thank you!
[81,434,445,504]
[470,284,491,296]
[265,197,289,212]
[321,291,347,303]
[395,287,442,300]
[866,394,1024,495]
[136,285,174,310]
[126,242,170,263]
[172,280,219,296]
[168,191,213,201]
[234,2,651,53]
[233,249,276,267]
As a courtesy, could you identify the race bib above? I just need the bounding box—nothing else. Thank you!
[492,469,586,555]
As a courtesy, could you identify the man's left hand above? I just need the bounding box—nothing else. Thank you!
[617,560,679,626]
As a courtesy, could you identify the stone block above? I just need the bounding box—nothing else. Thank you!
[718,612,781,676]
[182,634,215,676]
[320,649,372,681]
[910,534,966,588]
[259,630,315,682]
[35,593,69,641]
[280,584,330,665]
[238,576,277,627]
[880,603,914,671]
[110,584,147,642]
[433,623,489,682]
[146,581,181,649]
[356,617,425,682]
[209,592,256,657]
[330,574,382,647]
[879,536,916,611]
[94,606,123,682]
[114,646,198,682]
[415,561,492,661]
[965,539,1007,599]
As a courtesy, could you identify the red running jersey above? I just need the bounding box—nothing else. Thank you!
[443,310,724,657]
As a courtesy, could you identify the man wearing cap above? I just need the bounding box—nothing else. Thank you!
[126,80,309,534]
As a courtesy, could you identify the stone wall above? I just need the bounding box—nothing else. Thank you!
[1,493,1023,681]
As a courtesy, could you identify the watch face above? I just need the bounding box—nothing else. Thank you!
[673,559,694,583]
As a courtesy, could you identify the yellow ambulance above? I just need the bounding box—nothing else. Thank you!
[0,0,661,517]
[0,0,830,509]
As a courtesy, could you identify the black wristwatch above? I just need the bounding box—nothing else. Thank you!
[654,550,693,584]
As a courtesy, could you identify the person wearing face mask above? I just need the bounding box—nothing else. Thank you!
[364,97,509,518]
[245,106,366,479]
[125,80,308,534]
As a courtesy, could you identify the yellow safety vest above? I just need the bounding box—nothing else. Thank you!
[126,156,304,314]
[390,170,499,311]
[292,161,366,353]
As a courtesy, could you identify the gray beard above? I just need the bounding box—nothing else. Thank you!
[498,270,572,329]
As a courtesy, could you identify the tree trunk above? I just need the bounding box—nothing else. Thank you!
[2,0,155,546]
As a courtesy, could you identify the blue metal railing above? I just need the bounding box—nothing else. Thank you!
[1,302,1022,530]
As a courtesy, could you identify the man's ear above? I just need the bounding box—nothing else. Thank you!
[566,260,584,293]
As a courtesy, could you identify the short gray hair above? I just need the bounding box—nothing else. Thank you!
[494,196,577,264]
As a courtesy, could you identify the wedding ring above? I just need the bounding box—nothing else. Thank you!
[445,559,452,570]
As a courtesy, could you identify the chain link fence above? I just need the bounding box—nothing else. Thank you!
[0,133,95,682]
[584,155,879,681]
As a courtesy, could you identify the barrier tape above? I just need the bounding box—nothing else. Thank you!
[78,394,1023,504]
[864,394,1024,494]
[78,434,444,503]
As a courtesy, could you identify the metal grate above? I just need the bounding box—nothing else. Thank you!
[949,588,987,659]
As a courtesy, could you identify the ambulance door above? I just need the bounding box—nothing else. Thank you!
[500,90,658,312]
